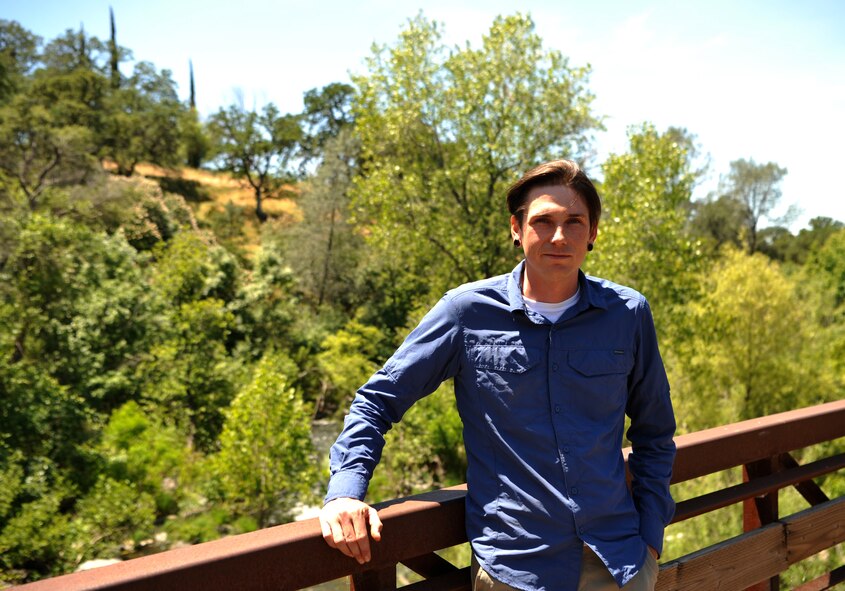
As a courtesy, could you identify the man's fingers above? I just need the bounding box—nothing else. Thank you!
[319,498,381,564]
[319,516,335,547]
[328,519,354,558]
[348,510,371,563]
[368,507,383,541]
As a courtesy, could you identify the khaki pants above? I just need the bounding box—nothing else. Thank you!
[471,546,659,591]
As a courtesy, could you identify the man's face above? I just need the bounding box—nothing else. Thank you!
[511,184,597,286]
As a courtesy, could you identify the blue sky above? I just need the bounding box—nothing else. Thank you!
[6,0,845,228]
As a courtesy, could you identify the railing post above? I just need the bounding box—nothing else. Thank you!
[743,456,780,591]
[350,566,397,591]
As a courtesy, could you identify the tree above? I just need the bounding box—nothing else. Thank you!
[108,7,120,90]
[285,128,363,309]
[350,13,601,295]
[1,213,157,412]
[40,27,108,74]
[755,216,845,265]
[0,94,96,209]
[299,82,354,166]
[0,20,42,103]
[670,249,837,429]
[100,62,185,176]
[316,319,384,415]
[689,193,746,252]
[188,60,195,109]
[214,354,317,527]
[720,158,790,253]
[586,124,705,327]
[208,102,301,222]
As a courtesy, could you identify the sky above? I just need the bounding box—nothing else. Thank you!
[5,0,845,230]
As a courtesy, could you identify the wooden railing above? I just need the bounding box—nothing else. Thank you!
[16,400,845,591]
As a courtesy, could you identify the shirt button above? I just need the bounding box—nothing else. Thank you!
[554,404,561,413]
[571,487,578,495]
[579,527,584,534]
[552,363,559,371]
[563,447,570,453]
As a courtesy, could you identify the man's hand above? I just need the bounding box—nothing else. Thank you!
[319,497,383,564]
[648,546,659,560]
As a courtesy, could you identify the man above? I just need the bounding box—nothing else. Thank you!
[320,160,676,591]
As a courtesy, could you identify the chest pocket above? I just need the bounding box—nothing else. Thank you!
[469,345,545,422]
[568,350,632,376]
[469,345,537,373]
[567,350,633,418]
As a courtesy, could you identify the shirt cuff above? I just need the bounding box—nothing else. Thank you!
[639,512,666,557]
[324,471,370,505]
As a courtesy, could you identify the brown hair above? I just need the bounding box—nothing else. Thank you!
[507,160,601,230]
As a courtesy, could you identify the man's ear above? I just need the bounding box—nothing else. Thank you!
[589,224,598,244]
[510,215,522,242]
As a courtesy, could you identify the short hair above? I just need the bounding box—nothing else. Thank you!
[507,160,601,229]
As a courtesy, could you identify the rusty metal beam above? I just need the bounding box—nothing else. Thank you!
[16,486,468,591]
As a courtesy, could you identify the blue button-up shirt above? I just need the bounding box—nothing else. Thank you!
[326,262,676,590]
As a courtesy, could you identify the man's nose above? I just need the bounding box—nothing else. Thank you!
[551,225,566,243]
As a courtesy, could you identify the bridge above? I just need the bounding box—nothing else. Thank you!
[16,400,845,591]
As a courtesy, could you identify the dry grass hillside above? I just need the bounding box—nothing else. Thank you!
[106,162,302,255]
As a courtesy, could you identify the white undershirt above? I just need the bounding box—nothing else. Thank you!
[523,287,581,323]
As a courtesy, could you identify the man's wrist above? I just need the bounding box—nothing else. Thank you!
[325,471,369,505]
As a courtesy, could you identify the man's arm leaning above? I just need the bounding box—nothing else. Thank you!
[320,296,463,562]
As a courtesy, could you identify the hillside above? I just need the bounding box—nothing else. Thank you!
[106,162,302,254]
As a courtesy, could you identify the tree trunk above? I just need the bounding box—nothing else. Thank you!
[254,187,268,223]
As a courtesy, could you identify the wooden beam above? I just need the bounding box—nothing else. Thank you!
[672,453,845,523]
[657,497,845,591]
[664,400,845,484]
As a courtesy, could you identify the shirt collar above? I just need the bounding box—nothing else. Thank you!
[507,261,609,314]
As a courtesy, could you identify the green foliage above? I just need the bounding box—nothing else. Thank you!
[670,248,837,429]
[284,128,363,310]
[99,62,185,176]
[139,298,238,452]
[806,227,845,310]
[369,382,465,500]
[351,13,601,295]
[151,230,239,305]
[689,193,747,253]
[0,20,41,102]
[99,401,193,515]
[71,476,156,563]
[230,237,297,355]
[214,354,318,527]
[587,124,704,327]
[755,216,844,265]
[0,484,75,582]
[316,320,384,415]
[300,82,355,165]
[2,214,157,411]
[180,107,210,169]
[0,92,96,208]
[0,358,90,471]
